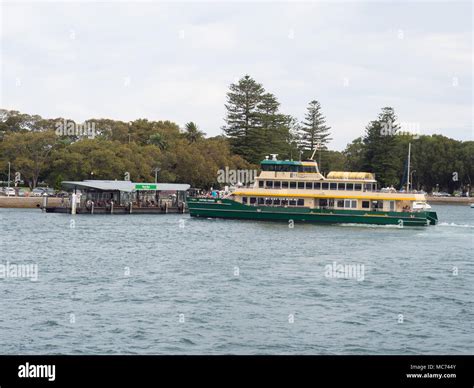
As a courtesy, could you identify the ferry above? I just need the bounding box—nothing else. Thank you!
[188,154,438,226]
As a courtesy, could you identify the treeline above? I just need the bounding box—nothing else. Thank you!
[0,75,472,192]
[342,107,473,193]
[0,111,251,189]
[222,76,473,193]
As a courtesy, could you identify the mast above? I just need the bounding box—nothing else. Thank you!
[407,143,411,192]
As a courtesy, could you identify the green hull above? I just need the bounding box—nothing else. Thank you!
[188,198,438,226]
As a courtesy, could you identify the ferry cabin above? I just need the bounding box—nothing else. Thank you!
[233,159,425,213]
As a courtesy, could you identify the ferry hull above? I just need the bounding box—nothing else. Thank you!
[188,198,438,226]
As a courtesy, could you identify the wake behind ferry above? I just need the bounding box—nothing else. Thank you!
[188,154,438,226]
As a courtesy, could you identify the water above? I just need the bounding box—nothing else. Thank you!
[0,205,472,354]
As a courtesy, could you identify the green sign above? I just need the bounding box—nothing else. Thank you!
[135,184,157,190]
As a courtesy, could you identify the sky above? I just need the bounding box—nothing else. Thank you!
[1,0,472,150]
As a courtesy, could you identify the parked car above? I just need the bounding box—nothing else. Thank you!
[32,188,45,197]
[42,188,56,197]
[4,187,16,196]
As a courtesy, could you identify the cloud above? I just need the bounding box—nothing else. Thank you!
[1,1,472,150]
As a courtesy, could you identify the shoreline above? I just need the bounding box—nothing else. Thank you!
[0,197,62,208]
[0,195,472,209]
[427,196,474,205]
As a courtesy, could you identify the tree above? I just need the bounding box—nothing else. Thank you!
[148,133,168,150]
[0,130,57,188]
[184,122,205,143]
[223,75,295,164]
[319,150,346,175]
[298,100,332,160]
[343,137,365,171]
[361,107,400,187]
[223,75,266,163]
[255,93,292,158]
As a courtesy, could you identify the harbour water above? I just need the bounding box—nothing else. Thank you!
[0,205,472,354]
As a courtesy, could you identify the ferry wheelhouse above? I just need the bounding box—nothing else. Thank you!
[188,156,438,226]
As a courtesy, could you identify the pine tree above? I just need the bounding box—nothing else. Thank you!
[223,75,265,163]
[362,107,400,186]
[255,93,290,158]
[299,100,332,155]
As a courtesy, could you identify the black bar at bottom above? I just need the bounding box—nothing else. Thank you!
[0,355,472,387]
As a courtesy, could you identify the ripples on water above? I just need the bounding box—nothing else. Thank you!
[0,205,472,354]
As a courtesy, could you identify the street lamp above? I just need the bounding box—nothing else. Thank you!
[7,161,11,190]
[153,167,161,183]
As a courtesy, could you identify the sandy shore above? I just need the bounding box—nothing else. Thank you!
[0,197,62,208]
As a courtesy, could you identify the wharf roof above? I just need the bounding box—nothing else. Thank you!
[61,180,190,192]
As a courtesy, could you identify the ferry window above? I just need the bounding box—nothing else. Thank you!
[258,181,264,188]
[354,184,362,191]
[322,183,329,190]
[338,183,346,190]
[344,199,357,208]
[330,183,337,190]
[298,182,305,189]
[291,166,299,172]
[289,199,297,206]
[282,199,288,206]
[290,182,297,189]
[274,181,281,189]
[320,199,328,208]
[265,198,272,205]
[329,199,335,207]
[250,197,256,205]
[305,182,313,189]
[362,201,370,209]
[314,182,321,190]
[364,184,372,191]
[273,199,281,206]
[346,183,354,190]
[242,197,248,204]
[297,199,304,206]
[282,181,289,189]
[258,198,265,205]
[262,164,275,172]
[337,200,344,208]
[266,181,273,188]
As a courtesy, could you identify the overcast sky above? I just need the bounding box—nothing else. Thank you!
[1,0,472,150]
